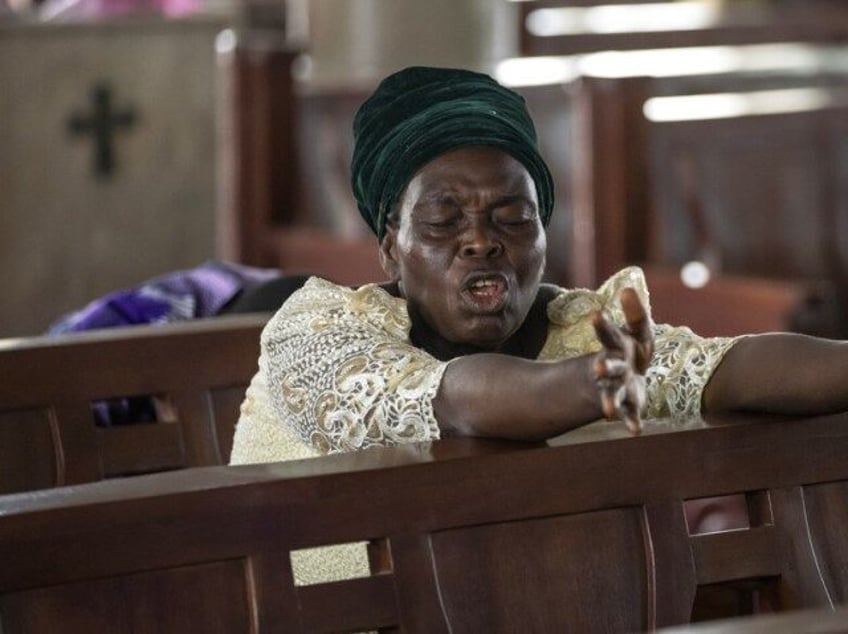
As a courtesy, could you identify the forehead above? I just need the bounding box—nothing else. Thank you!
[403,146,536,204]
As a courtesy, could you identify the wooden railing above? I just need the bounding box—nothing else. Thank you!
[1,411,847,632]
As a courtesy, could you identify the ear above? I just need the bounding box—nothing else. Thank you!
[379,223,400,281]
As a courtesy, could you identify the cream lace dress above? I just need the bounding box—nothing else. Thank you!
[230,266,738,586]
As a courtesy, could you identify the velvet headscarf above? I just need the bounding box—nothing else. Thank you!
[351,66,555,242]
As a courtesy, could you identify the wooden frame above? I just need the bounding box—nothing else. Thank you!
[1,412,848,631]
[0,314,267,494]
[567,64,848,336]
[517,1,848,57]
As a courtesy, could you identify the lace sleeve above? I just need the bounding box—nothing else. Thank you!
[261,278,447,454]
[542,266,742,419]
[645,324,740,418]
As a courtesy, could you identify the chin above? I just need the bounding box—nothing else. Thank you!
[459,324,515,350]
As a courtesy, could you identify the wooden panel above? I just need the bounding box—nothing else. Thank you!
[430,509,649,633]
[0,314,266,492]
[0,409,59,493]
[0,560,253,634]
[800,481,848,605]
[0,20,222,337]
[297,574,398,633]
[691,527,782,585]
[97,422,185,477]
[644,267,814,337]
[387,534,450,632]
[768,486,833,610]
[644,501,699,626]
[218,38,299,266]
[648,108,848,280]
[169,389,220,467]
[1,414,848,631]
[210,385,249,464]
[568,69,848,337]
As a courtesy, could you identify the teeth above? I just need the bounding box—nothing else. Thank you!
[470,279,499,289]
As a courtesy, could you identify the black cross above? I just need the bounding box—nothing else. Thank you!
[67,82,137,179]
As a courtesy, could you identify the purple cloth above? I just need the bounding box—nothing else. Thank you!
[47,260,281,427]
[48,260,280,335]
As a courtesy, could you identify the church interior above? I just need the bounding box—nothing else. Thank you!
[2,1,848,632]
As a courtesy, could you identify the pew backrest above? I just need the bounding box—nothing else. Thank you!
[0,313,268,494]
[517,1,848,57]
[568,55,848,336]
[1,413,847,632]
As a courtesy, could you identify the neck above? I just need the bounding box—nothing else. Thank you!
[407,293,551,362]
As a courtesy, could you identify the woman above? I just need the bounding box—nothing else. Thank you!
[230,66,847,583]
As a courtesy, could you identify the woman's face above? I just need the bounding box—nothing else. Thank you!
[380,146,546,352]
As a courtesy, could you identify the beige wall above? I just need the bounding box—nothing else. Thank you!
[295,0,519,90]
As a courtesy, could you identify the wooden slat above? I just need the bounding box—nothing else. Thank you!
[98,423,185,477]
[644,500,699,627]
[245,552,300,634]
[296,574,398,633]
[388,534,450,633]
[692,527,782,585]
[0,409,59,493]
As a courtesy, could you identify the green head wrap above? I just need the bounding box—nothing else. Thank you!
[351,66,555,242]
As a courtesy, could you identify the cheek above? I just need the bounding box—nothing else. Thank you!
[517,233,546,277]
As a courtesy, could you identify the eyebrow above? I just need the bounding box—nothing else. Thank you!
[486,194,536,212]
[415,190,536,211]
[415,190,461,208]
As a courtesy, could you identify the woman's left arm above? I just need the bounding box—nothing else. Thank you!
[702,333,848,415]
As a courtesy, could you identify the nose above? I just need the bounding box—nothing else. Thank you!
[459,221,503,259]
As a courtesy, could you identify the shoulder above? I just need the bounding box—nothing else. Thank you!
[539,267,657,360]
[264,276,411,341]
[546,266,652,326]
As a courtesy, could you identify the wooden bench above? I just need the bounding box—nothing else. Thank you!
[1,411,847,632]
[0,313,268,494]
[218,40,386,287]
[564,52,848,336]
[516,1,848,57]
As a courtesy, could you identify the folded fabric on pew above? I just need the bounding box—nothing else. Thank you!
[48,260,281,335]
[46,260,281,427]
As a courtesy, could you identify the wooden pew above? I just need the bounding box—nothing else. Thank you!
[0,313,268,494]
[517,1,848,57]
[565,51,848,336]
[1,411,848,632]
[217,38,385,287]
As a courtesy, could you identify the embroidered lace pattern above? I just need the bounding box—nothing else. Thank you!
[541,267,738,417]
[252,267,738,461]
[231,267,739,589]
[262,278,446,455]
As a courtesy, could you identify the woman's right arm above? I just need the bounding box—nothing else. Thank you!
[434,288,654,440]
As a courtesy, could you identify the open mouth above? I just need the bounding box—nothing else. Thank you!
[461,274,509,313]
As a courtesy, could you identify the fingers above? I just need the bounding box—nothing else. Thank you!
[592,310,628,354]
[592,293,650,436]
[619,288,654,372]
[595,371,644,435]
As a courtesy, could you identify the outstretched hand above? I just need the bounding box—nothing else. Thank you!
[591,287,654,435]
